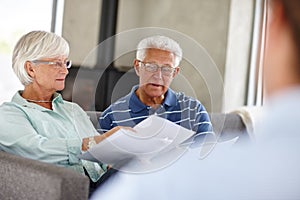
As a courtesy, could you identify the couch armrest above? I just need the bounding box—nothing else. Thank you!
[0,151,89,200]
[210,113,249,143]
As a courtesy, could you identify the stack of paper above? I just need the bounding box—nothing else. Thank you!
[79,115,195,173]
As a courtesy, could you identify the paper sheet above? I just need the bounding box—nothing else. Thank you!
[79,115,195,172]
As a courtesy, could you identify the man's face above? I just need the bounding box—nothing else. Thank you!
[134,48,179,99]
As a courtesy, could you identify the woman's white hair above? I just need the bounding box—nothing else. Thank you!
[12,30,70,86]
[136,35,183,67]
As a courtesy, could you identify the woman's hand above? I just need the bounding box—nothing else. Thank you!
[81,126,135,151]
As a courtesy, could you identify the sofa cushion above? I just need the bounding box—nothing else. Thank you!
[0,151,89,200]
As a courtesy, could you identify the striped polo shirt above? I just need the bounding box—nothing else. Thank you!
[99,85,213,137]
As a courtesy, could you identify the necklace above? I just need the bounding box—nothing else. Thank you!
[25,98,52,103]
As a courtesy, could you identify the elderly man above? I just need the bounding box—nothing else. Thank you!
[99,35,213,139]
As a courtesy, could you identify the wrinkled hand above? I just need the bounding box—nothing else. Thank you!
[82,126,135,151]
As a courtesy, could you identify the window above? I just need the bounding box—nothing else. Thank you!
[0,0,62,104]
[247,0,267,106]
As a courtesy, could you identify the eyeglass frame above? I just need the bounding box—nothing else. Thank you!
[137,60,178,76]
[30,59,72,69]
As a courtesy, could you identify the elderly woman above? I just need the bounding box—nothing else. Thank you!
[0,30,117,194]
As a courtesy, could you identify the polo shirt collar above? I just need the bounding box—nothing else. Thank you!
[129,86,148,113]
[163,88,177,107]
[129,86,177,113]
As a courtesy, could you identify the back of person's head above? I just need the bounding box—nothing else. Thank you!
[136,35,183,67]
[276,0,300,64]
[12,30,70,86]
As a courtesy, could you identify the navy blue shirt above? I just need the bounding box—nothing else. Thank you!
[99,86,213,136]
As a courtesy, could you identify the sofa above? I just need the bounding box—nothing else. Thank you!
[0,150,90,200]
[0,111,250,200]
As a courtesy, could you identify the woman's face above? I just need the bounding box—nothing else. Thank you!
[28,56,69,93]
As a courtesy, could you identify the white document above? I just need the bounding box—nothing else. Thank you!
[79,115,195,172]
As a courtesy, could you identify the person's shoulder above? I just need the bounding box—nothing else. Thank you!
[173,91,201,103]
[0,92,24,110]
[0,101,26,119]
[61,99,79,107]
[0,101,23,110]
[171,90,207,111]
[60,99,87,114]
[105,93,132,110]
[116,91,133,103]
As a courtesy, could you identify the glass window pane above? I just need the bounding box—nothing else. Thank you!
[0,0,53,104]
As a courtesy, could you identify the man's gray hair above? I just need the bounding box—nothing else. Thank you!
[136,35,183,67]
[12,30,69,86]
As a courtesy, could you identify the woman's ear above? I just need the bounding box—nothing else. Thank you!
[24,61,35,78]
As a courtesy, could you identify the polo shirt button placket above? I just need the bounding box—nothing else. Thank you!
[148,107,155,115]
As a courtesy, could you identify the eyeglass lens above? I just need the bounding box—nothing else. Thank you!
[142,62,174,75]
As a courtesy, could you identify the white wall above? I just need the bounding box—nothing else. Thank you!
[223,0,255,112]
[62,0,255,112]
[63,0,102,67]
[0,0,53,104]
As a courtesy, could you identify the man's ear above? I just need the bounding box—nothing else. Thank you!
[24,61,35,78]
[133,59,141,76]
[172,67,180,78]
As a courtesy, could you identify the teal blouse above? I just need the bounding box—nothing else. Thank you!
[0,91,105,182]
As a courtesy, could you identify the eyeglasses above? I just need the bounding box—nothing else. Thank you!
[30,60,72,69]
[138,61,176,76]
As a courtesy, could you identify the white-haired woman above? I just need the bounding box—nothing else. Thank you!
[0,30,118,195]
